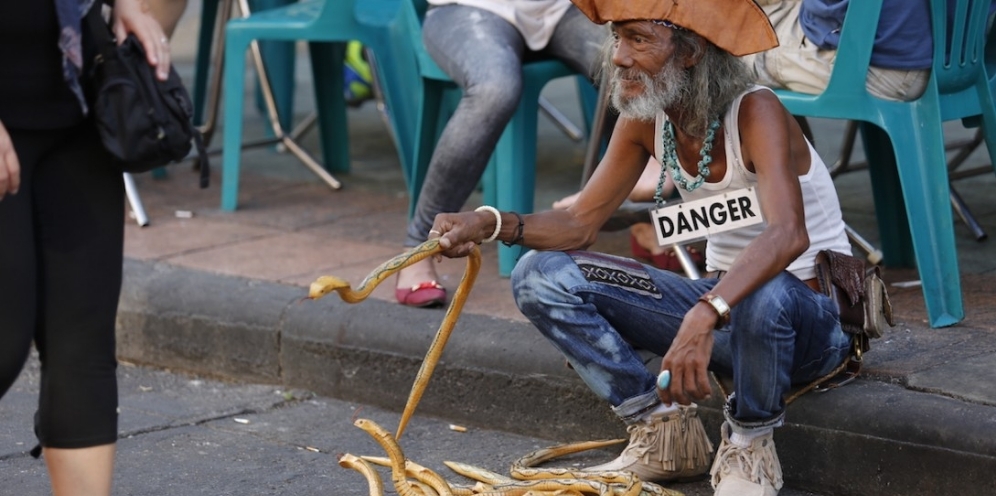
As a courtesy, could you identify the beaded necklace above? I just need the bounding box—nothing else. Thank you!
[654,118,721,207]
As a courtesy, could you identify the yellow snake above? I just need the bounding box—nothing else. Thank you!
[310,241,684,495]
[338,453,385,496]
[309,238,480,439]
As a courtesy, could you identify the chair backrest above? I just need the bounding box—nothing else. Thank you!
[931,0,992,95]
[813,0,882,101]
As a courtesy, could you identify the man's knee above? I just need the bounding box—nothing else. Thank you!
[511,250,575,312]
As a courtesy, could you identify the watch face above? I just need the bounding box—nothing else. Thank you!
[701,294,730,328]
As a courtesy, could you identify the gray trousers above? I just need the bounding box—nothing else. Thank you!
[404,4,606,247]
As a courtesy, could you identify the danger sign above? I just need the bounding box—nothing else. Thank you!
[650,187,764,246]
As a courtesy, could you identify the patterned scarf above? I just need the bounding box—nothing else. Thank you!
[53,0,96,114]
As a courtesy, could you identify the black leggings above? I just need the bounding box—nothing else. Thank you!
[0,122,123,449]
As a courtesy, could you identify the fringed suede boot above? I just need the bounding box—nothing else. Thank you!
[585,404,713,482]
[710,421,783,496]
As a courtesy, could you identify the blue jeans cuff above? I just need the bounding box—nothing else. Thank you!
[724,392,785,431]
[611,390,661,424]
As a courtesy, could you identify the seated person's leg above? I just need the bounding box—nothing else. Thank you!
[865,67,930,102]
[749,0,929,101]
[543,5,609,78]
[748,0,835,95]
[397,5,527,307]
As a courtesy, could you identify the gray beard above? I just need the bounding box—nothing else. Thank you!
[610,60,688,122]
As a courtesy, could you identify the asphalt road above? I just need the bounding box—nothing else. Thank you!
[0,355,829,496]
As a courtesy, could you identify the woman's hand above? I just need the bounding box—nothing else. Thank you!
[0,120,21,201]
[111,0,172,80]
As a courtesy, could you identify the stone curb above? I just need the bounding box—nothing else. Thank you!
[116,259,996,496]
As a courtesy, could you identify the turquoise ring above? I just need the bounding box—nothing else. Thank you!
[656,370,671,390]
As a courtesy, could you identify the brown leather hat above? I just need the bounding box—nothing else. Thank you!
[571,0,778,56]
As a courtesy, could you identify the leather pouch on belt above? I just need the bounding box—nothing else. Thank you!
[814,250,895,346]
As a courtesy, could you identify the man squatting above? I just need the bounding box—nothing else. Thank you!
[428,1,855,495]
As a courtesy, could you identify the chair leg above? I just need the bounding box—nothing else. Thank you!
[408,81,447,219]
[950,185,988,241]
[363,34,421,180]
[829,120,861,178]
[842,119,988,241]
[248,0,296,134]
[576,76,598,138]
[493,91,543,277]
[309,41,351,173]
[194,0,235,148]
[939,127,988,240]
[859,123,916,267]
[579,71,613,189]
[220,30,251,211]
[873,119,964,328]
[538,96,584,142]
[845,224,883,265]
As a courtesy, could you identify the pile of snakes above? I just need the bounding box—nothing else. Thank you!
[309,239,684,496]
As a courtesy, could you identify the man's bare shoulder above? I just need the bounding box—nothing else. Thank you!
[613,115,658,151]
[738,88,786,120]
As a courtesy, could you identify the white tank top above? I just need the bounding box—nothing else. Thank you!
[653,85,852,280]
[426,0,572,50]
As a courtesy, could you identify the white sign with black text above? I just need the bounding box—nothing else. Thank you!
[651,187,764,246]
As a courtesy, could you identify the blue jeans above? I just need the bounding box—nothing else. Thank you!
[404,5,605,247]
[511,250,852,430]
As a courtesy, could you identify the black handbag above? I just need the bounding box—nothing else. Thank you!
[84,5,209,188]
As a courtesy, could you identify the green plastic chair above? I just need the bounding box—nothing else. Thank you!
[220,0,420,210]
[399,0,597,276]
[773,0,996,328]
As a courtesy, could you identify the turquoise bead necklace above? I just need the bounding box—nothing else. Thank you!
[654,118,721,207]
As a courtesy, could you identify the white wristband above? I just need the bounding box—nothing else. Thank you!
[475,205,502,243]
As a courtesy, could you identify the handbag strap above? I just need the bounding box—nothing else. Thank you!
[84,3,116,55]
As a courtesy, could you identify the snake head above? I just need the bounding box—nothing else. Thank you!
[308,275,351,300]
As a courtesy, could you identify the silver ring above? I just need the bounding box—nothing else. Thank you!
[428,229,441,236]
[160,36,169,45]
[656,370,671,390]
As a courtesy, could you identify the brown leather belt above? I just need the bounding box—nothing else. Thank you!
[706,271,821,293]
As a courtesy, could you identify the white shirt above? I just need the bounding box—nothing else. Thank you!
[654,85,852,280]
[427,0,572,50]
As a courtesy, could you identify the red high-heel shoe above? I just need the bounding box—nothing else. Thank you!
[395,280,446,308]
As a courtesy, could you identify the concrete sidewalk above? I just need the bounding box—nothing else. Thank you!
[113,11,996,495]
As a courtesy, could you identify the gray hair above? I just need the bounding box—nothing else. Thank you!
[668,29,756,137]
[598,25,757,138]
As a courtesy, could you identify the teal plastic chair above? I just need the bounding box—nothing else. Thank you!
[399,0,598,276]
[192,0,297,136]
[220,0,420,211]
[773,0,996,328]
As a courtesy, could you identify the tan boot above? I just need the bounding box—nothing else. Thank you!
[710,422,783,496]
[585,405,713,483]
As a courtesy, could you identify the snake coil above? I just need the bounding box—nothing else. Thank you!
[310,241,683,495]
